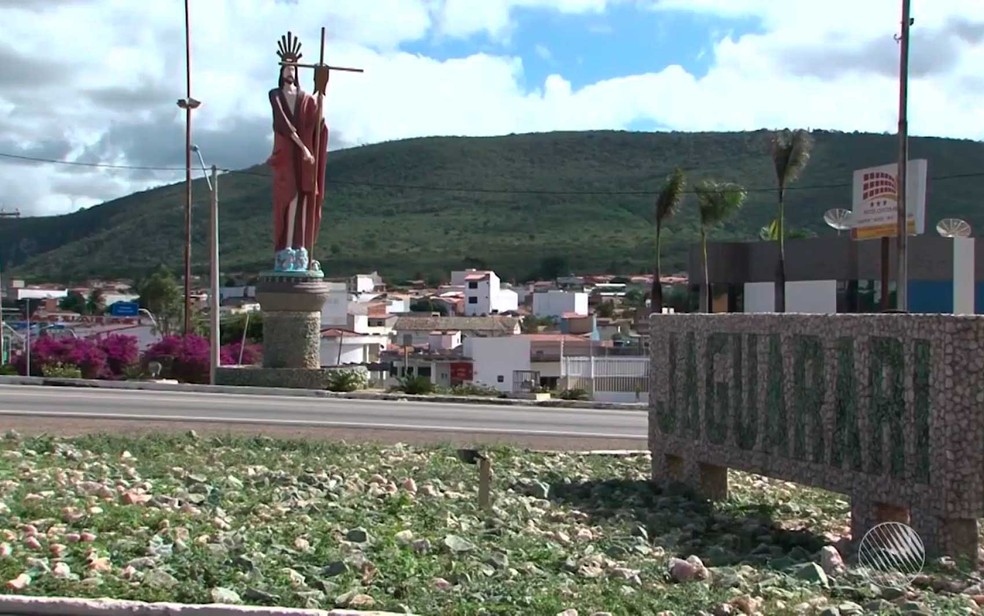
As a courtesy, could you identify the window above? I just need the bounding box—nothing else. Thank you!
[497,375,504,383]
[468,281,478,289]
[468,297,478,304]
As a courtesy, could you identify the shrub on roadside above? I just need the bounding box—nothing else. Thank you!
[16,336,107,379]
[0,364,16,376]
[448,382,501,397]
[222,341,263,366]
[558,388,590,401]
[393,375,435,395]
[325,369,367,392]
[143,335,235,384]
[98,334,140,378]
[41,362,83,378]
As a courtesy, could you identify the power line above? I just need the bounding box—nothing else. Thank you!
[2,149,983,197]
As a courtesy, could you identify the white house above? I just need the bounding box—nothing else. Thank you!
[532,290,588,319]
[319,328,389,366]
[463,336,532,393]
[457,270,519,316]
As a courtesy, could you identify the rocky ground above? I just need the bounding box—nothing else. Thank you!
[0,430,981,615]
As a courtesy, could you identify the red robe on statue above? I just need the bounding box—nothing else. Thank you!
[267,87,329,256]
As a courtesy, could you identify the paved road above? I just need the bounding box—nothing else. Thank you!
[0,385,647,441]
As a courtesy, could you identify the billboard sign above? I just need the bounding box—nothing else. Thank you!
[851,159,928,240]
[110,301,140,317]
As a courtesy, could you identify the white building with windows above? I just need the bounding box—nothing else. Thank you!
[532,290,588,318]
[454,270,519,316]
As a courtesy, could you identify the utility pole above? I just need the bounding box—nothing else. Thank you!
[176,0,200,335]
[894,0,912,311]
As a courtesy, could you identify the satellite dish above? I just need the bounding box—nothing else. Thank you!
[936,218,972,238]
[823,208,854,236]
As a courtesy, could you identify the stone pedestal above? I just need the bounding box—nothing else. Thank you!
[255,272,329,369]
[215,271,333,390]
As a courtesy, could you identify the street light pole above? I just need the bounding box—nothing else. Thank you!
[25,298,31,377]
[894,0,912,311]
[209,165,220,385]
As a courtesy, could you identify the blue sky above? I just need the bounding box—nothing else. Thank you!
[403,5,763,92]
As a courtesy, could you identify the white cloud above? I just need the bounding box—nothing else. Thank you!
[0,0,982,216]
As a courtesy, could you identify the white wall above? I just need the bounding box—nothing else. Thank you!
[320,339,369,365]
[464,336,531,392]
[953,237,975,314]
[319,335,387,366]
[743,280,838,314]
[532,290,588,318]
[320,283,350,327]
[352,275,375,294]
[496,289,519,313]
[428,330,462,351]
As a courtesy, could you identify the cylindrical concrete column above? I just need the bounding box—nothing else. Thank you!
[255,274,329,371]
[262,311,322,368]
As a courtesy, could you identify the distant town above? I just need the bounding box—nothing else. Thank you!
[0,269,692,402]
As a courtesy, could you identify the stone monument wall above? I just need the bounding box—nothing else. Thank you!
[648,313,984,561]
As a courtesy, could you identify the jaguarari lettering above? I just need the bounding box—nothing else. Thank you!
[653,327,933,485]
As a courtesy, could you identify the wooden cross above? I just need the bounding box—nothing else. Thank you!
[278,27,364,97]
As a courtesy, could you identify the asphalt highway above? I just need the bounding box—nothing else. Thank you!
[0,385,647,441]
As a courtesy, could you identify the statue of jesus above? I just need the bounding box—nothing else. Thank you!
[266,32,329,273]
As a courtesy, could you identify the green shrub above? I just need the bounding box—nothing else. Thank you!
[41,362,83,379]
[326,369,367,392]
[449,382,501,397]
[394,375,435,395]
[0,364,17,376]
[558,388,590,401]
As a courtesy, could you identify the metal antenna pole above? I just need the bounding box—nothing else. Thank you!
[895,0,912,311]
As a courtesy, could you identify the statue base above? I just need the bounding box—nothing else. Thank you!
[217,271,330,390]
[215,365,339,390]
[256,271,329,370]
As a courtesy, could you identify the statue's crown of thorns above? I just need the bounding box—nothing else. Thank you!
[276,31,303,63]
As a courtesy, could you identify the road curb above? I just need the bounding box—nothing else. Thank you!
[0,376,647,412]
[0,595,413,616]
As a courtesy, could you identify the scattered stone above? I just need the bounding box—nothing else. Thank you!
[793,563,830,588]
[557,610,578,616]
[411,538,431,553]
[668,555,708,583]
[819,545,845,575]
[443,534,475,553]
[210,587,242,604]
[143,569,178,588]
[345,527,370,544]
[394,529,414,544]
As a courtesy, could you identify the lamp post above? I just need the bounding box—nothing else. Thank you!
[192,145,220,384]
[894,0,912,311]
[176,0,200,335]
[24,298,31,377]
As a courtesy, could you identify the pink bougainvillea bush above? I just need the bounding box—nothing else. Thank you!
[98,334,140,379]
[222,341,263,366]
[16,336,107,379]
[144,335,255,384]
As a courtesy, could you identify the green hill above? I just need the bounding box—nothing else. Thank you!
[3,129,984,284]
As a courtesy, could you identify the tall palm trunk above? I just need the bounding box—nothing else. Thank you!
[774,186,786,312]
[700,229,710,313]
[651,219,664,314]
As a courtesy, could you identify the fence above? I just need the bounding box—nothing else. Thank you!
[561,356,649,402]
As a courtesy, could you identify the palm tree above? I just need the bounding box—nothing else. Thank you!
[650,167,687,314]
[769,129,815,312]
[695,180,747,313]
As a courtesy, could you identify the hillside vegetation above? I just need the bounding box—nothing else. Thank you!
[3,129,983,283]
